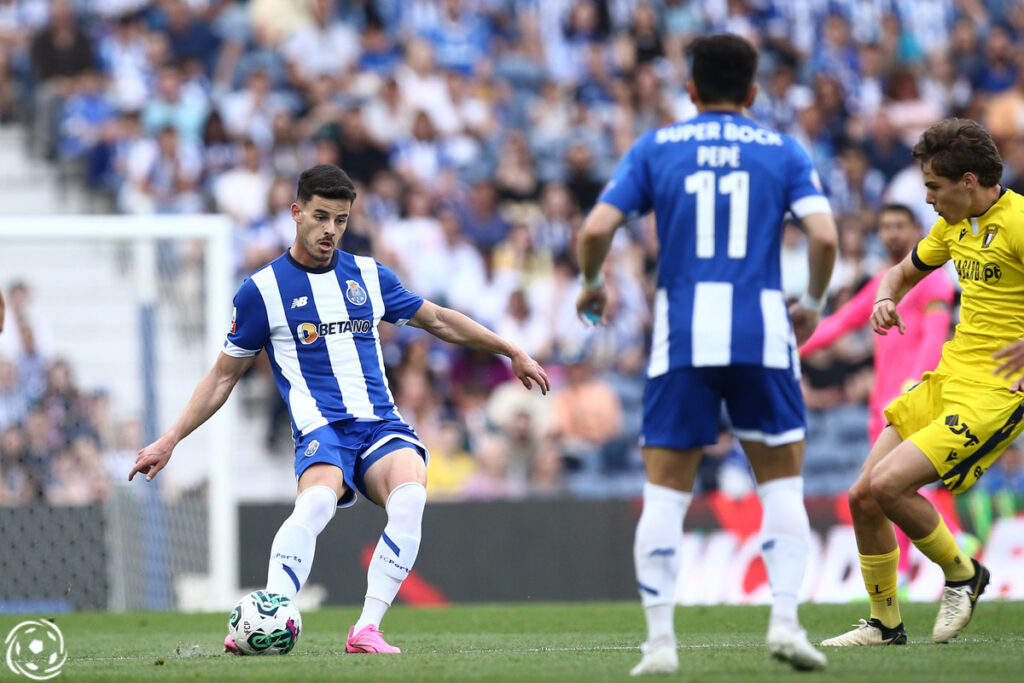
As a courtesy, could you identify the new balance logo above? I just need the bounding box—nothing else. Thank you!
[946,450,958,462]
[291,296,309,309]
[959,228,967,241]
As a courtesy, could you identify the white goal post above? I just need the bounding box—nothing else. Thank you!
[0,215,239,611]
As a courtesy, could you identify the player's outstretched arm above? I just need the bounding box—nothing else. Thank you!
[576,202,625,325]
[870,253,930,336]
[408,300,550,394]
[789,211,838,345]
[129,352,256,482]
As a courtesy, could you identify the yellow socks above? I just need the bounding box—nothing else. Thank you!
[912,517,975,582]
[859,548,902,628]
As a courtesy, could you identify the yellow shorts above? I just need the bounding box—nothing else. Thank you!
[883,371,1024,495]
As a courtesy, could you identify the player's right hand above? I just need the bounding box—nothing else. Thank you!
[870,299,905,336]
[788,303,820,346]
[129,439,173,482]
[576,284,607,326]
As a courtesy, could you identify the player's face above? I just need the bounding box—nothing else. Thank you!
[922,161,972,225]
[877,211,919,259]
[291,195,351,267]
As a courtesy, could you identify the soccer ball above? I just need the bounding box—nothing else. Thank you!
[227,591,302,655]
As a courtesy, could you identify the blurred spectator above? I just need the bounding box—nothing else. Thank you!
[456,179,510,250]
[882,67,943,148]
[337,107,391,186]
[460,432,525,500]
[28,0,96,158]
[0,280,53,367]
[978,439,1024,492]
[158,0,220,75]
[141,62,209,144]
[0,356,31,431]
[280,0,358,89]
[986,49,1024,143]
[46,434,110,505]
[549,359,625,474]
[494,289,553,363]
[861,112,914,183]
[119,124,203,214]
[102,416,143,486]
[213,138,273,227]
[58,68,119,187]
[7,0,1024,503]
[0,424,36,506]
[419,0,492,77]
[970,22,1017,94]
[563,140,603,213]
[424,420,477,501]
[219,67,288,150]
[0,39,25,122]
[96,10,152,112]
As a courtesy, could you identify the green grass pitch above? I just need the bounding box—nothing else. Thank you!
[2,602,1021,681]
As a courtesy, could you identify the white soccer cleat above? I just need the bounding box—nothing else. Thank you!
[629,638,678,676]
[767,623,827,671]
[820,618,907,647]
[933,559,990,643]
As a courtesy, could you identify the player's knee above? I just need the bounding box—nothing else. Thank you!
[867,465,900,508]
[848,478,883,521]
[386,481,427,519]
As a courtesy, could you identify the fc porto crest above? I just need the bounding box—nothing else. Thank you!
[345,279,367,306]
[983,225,999,248]
[303,440,319,458]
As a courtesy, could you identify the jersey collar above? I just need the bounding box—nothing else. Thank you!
[967,186,1006,235]
[286,249,338,273]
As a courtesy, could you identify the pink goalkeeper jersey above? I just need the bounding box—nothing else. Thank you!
[801,267,954,442]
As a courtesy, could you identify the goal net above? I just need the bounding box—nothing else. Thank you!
[0,216,239,612]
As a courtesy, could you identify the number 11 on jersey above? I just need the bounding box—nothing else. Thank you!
[684,170,750,259]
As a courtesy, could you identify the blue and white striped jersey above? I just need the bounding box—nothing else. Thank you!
[600,111,832,378]
[224,250,424,436]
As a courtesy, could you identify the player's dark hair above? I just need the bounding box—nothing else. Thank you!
[687,33,758,105]
[912,118,1002,187]
[296,164,357,204]
[879,203,918,225]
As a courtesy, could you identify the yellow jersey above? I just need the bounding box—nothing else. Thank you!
[912,187,1024,388]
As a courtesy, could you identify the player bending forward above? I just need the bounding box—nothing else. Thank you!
[822,118,1023,647]
[577,34,837,675]
[130,164,549,654]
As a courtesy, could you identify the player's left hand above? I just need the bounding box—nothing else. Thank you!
[993,338,1024,391]
[576,283,607,326]
[788,302,820,346]
[510,350,550,395]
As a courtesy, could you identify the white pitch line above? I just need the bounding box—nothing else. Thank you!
[64,635,1024,663]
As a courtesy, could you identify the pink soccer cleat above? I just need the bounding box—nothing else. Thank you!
[224,635,243,655]
[346,624,401,653]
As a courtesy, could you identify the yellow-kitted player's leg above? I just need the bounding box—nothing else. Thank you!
[873,376,1024,642]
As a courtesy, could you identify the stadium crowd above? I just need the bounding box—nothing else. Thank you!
[3,0,1024,505]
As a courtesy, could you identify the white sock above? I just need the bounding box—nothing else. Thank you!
[757,476,810,628]
[634,482,691,645]
[354,482,426,632]
[265,485,337,599]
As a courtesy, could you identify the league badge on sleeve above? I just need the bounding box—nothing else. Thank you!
[230,306,237,334]
[345,280,367,306]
